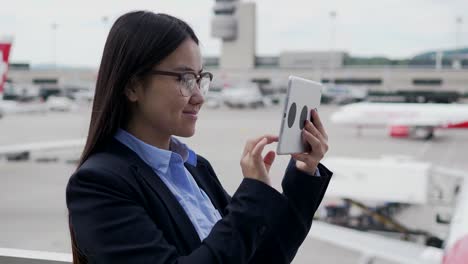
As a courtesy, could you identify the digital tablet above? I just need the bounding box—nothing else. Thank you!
[277,76,323,155]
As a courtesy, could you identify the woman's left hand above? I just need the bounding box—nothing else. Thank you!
[291,109,329,175]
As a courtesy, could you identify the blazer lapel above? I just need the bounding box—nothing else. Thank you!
[185,163,225,216]
[107,139,202,249]
[135,164,202,247]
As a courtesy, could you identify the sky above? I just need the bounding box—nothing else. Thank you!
[0,0,467,67]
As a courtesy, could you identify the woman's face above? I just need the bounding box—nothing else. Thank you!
[126,38,205,139]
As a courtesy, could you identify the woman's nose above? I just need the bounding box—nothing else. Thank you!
[189,85,205,105]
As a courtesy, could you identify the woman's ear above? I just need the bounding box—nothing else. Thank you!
[125,78,141,102]
[125,86,138,102]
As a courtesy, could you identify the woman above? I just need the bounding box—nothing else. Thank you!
[66,11,332,264]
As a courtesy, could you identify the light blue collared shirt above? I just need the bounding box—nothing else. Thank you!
[114,129,222,241]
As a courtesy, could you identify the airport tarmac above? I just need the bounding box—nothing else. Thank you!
[1,103,467,263]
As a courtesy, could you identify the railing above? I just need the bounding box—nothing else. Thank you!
[0,247,71,264]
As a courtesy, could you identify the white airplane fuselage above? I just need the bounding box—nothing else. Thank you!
[331,102,468,139]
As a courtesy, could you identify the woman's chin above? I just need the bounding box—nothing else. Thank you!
[177,127,196,138]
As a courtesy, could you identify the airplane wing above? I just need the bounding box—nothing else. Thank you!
[0,139,86,156]
[308,221,444,264]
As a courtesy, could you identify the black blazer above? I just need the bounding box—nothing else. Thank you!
[66,138,332,263]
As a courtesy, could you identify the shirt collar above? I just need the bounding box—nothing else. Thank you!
[170,137,198,167]
[114,129,197,174]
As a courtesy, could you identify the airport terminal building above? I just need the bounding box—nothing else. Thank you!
[6,0,468,99]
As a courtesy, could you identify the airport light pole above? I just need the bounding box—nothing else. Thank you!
[102,16,110,30]
[453,16,463,69]
[329,11,337,85]
[455,16,462,50]
[101,16,111,45]
[51,22,58,68]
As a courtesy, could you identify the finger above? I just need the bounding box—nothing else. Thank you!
[303,129,322,153]
[311,109,328,140]
[242,136,264,157]
[251,135,278,159]
[304,122,329,153]
[251,137,268,159]
[305,120,326,143]
[242,144,250,158]
[261,134,279,144]
[242,135,278,157]
[263,150,276,171]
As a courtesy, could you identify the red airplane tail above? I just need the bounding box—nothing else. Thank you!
[0,39,13,98]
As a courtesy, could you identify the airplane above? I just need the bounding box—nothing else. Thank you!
[330,102,468,140]
[0,37,13,118]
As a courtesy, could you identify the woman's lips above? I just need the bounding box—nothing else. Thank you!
[183,111,198,119]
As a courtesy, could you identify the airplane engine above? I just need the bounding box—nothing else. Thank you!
[389,125,435,140]
[389,125,410,138]
[411,126,435,140]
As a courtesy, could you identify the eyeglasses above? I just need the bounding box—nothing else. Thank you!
[151,70,213,97]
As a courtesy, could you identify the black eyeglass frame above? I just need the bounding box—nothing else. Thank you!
[150,70,213,97]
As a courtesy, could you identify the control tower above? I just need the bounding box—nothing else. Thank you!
[211,0,256,69]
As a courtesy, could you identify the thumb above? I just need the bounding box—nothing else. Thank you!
[263,150,276,172]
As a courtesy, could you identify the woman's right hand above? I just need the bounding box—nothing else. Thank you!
[240,135,278,186]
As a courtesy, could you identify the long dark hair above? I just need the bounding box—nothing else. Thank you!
[69,11,198,264]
